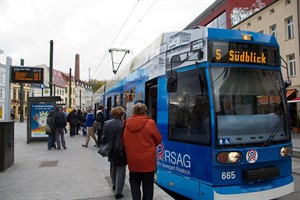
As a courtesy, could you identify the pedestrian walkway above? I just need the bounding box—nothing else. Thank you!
[1,122,300,200]
[0,121,173,200]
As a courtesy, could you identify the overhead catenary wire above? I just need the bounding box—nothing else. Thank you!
[92,0,159,79]
[120,0,158,48]
[92,0,140,79]
[109,0,140,48]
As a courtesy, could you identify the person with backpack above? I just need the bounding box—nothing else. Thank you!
[54,107,67,150]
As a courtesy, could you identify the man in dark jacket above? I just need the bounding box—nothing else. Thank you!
[67,109,78,137]
[54,107,67,150]
[95,106,106,146]
[76,109,83,135]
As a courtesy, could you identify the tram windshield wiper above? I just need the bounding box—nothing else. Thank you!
[262,115,286,147]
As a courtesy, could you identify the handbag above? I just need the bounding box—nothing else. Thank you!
[45,125,51,134]
[93,121,102,130]
[98,143,110,157]
[115,143,127,166]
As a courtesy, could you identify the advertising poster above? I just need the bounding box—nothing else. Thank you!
[30,103,54,137]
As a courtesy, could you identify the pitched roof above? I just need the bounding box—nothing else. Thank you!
[53,69,67,88]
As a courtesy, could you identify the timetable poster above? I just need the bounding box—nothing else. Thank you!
[30,104,54,137]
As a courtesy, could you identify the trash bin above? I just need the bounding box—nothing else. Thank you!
[0,121,14,172]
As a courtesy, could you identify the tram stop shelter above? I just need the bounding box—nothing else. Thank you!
[27,96,62,143]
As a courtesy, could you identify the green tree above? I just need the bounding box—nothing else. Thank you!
[87,79,105,93]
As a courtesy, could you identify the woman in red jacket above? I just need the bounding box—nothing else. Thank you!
[123,103,162,200]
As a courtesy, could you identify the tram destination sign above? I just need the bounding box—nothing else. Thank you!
[209,41,279,66]
[11,66,44,84]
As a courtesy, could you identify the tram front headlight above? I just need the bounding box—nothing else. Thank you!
[280,146,292,158]
[217,152,242,164]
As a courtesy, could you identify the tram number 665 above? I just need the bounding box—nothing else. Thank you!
[221,171,236,180]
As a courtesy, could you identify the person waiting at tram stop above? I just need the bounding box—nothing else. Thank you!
[46,110,56,150]
[67,108,78,137]
[102,106,126,199]
[123,103,162,200]
[95,106,106,146]
[54,107,67,150]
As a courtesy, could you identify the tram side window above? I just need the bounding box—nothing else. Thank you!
[169,68,210,145]
[123,89,135,118]
[114,95,120,107]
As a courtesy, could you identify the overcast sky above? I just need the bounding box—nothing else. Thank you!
[0,0,214,81]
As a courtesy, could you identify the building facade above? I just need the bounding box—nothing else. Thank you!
[0,61,93,120]
[185,0,300,127]
[231,0,300,96]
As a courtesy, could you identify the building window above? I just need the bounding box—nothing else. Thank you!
[285,0,291,5]
[207,12,226,29]
[0,88,2,98]
[270,24,277,38]
[0,72,3,83]
[287,54,296,77]
[285,16,294,39]
[269,8,275,14]
[257,16,262,21]
[247,22,251,27]
[258,30,264,33]
[13,89,16,100]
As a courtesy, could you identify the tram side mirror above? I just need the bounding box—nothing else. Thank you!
[167,71,178,93]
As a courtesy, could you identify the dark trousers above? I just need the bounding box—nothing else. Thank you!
[82,126,86,136]
[76,122,81,134]
[47,133,56,149]
[70,123,76,137]
[129,171,154,200]
[55,127,66,148]
[110,162,126,195]
[97,129,103,145]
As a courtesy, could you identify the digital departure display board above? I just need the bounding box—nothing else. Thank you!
[11,66,44,83]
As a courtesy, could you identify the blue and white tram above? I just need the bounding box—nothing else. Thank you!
[94,26,294,200]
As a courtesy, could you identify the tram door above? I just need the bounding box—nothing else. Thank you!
[106,97,112,120]
[145,79,158,122]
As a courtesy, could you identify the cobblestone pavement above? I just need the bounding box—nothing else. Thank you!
[0,121,173,200]
[1,121,300,200]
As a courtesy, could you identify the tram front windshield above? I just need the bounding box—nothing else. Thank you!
[211,67,289,147]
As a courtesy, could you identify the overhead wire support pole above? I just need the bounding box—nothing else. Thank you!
[108,48,130,74]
